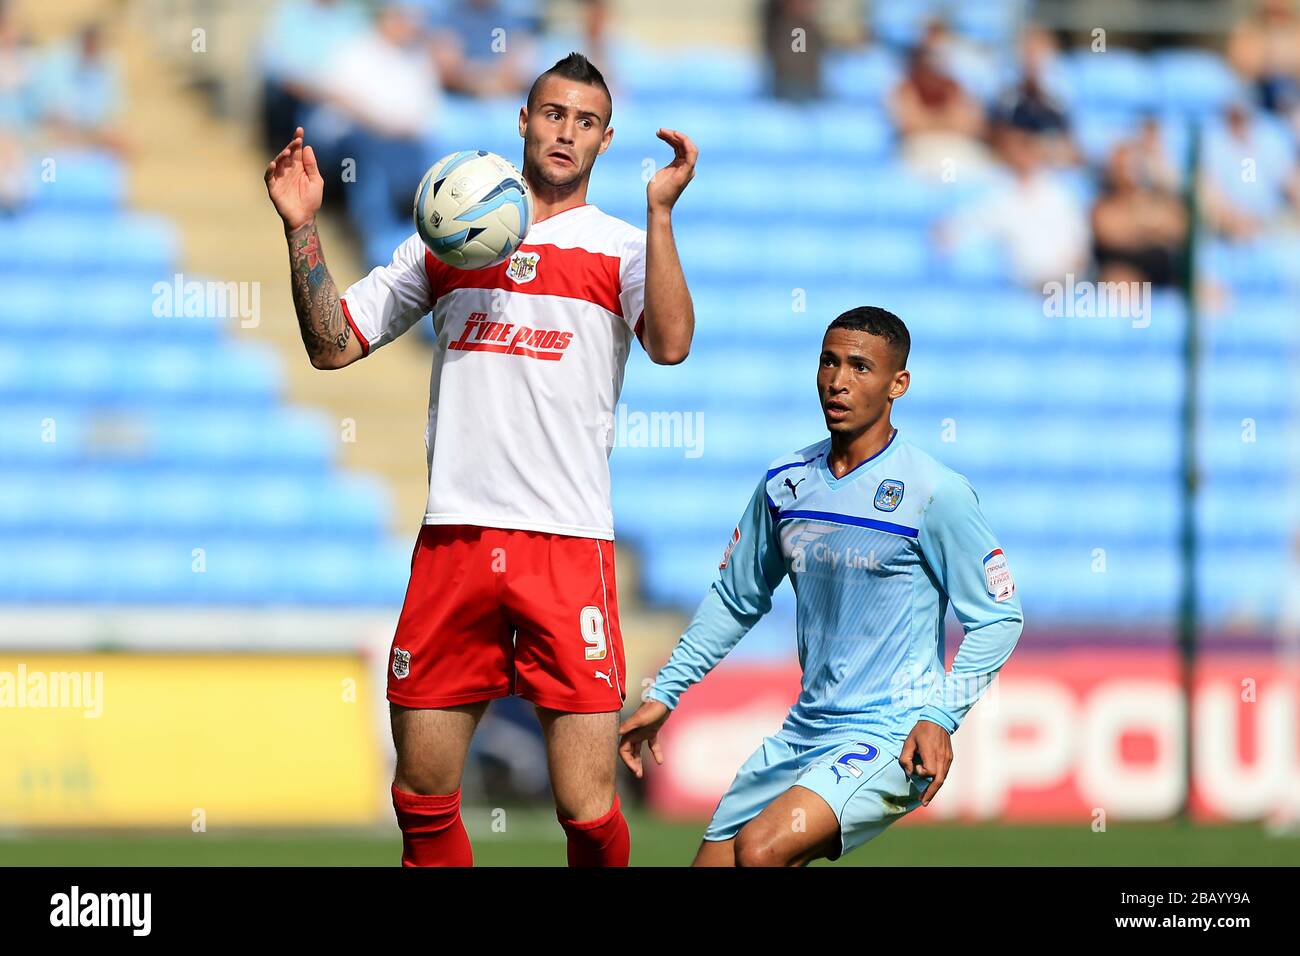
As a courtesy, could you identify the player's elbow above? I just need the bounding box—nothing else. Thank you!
[309,347,360,371]
[639,306,694,365]
[647,339,691,365]
[997,608,1025,659]
[309,353,345,371]
[651,348,690,366]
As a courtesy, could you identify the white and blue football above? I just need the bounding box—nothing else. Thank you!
[414,149,533,270]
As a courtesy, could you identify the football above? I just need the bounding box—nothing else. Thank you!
[413,149,534,270]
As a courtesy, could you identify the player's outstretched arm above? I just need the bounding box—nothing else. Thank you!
[617,700,669,778]
[641,128,697,365]
[623,475,787,780]
[265,127,363,370]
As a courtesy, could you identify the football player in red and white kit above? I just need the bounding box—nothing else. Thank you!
[264,53,696,866]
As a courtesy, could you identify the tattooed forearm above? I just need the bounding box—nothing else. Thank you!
[287,221,351,367]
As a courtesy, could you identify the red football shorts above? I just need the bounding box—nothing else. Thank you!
[386,524,627,713]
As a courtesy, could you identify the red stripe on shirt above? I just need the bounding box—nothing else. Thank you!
[423,248,445,301]
[339,297,370,356]
[424,243,624,317]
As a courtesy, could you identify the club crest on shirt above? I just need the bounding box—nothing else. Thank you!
[506,250,540,284]
[392,646,411,680]
[982,548,1015,602]
[719,525,741,570]
[874,479,904,512]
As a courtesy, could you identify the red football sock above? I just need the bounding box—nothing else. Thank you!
[391,785,473,867]
[558,794,630,867]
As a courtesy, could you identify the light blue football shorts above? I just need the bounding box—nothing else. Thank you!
[703,734,925,860]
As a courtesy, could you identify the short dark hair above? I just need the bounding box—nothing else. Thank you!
[825,307,910,368]
[527,53,612,124]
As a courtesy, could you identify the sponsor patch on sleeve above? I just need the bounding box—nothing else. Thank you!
[982,548,1015,602]
[719,526,741,570]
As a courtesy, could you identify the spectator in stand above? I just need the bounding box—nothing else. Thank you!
[938,123,1089,288]
[889,41,991,179]
[917,16,1001,102]
[1131,115,1181,193]
[992,23,1078,167]
[1228,0,1300,131]
[257,0,367,152]
[35,22,126,154]
[1200,101,1300,240]
[994,72,1079,167]
[325,4,442,139]
[429,0,538,98]
[1016,22,1069,102]
[761,0,825,102]
[0,4,34,211]
[578,0,610,84]
[1091,141,1188,287]
[1,11,129,209]
[314,3,445,225]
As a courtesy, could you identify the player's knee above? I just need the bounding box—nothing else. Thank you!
[392,771,450,796]
[733,826,787,868]
[555,790,614,824]
[393,757,462,796]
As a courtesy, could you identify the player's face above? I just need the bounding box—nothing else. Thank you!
[519,78,613,192]
[817,329,909,435]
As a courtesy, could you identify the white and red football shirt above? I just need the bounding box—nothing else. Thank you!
[339,203,647,541]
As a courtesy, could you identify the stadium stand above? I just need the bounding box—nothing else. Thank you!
[0,151,414,603]
[332,17,1296,639]
[0,15,413,606]
[4,1,1298,643]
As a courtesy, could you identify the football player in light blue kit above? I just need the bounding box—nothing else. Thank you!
[618,307,1023,866]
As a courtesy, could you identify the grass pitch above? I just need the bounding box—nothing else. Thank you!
[3,812,1297,866]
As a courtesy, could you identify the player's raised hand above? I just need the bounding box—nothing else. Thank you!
[265,126,324,232]
[899,720,954,807]
[647,128,698,213]
[617,700,670,778]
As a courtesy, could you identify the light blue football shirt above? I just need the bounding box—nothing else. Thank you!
[646,430,1024,747]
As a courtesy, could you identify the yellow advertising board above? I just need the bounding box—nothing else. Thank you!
[0,654,384,827]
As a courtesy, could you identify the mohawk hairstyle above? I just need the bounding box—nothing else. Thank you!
[526,52,612,124]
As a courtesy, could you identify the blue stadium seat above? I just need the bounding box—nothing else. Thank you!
[2,278,225,342]
[0,342,281,405]
[1203,356,1294,416]
[824,48,902,105]
[1196,544,1289,619]
[950,1,1028,46]
[1203,296,1300,352]
[1065,48,1160,111]
[868,1,937,48]
[1153,49,1246,117]
[1200,236,1300,292]
[24,150,125,210]
[1198,480,1294,549]
[0,406,337,470]
[0,212,176,277]
[1195,418,1290,484]
[624,48,764,102]
[0,534,411,605]
[0,470,389,537]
